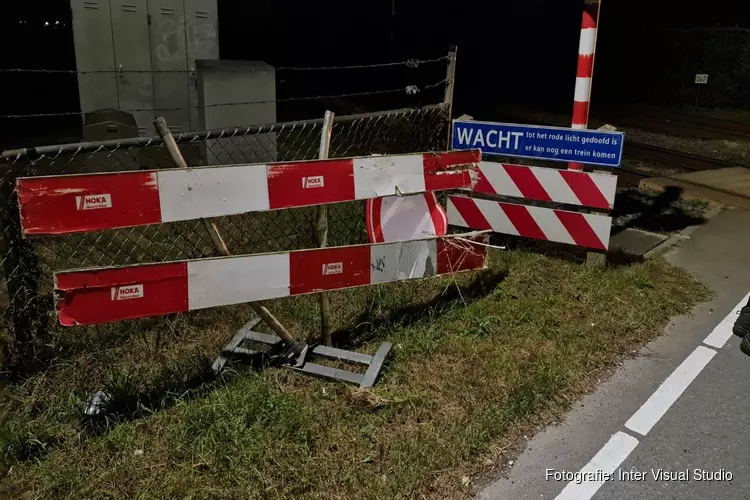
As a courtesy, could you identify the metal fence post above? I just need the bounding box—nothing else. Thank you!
[317,110,335,346]
[444,46,458,150]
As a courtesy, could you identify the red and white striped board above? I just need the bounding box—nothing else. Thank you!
[569,10,598,171]
[572,11,597,131]
[366,193,447,243]
[54,234,489,327]
[16,150,480,236]
[447,195,611,250]
[472,161,617,210]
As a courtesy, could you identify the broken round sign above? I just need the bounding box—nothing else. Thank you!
[366,193,447,244]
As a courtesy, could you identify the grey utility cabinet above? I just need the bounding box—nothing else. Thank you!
[70,0,219,136]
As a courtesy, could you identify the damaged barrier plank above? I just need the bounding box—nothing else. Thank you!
[54,233,489,327]
[17,172,162,236]
[17,150,481,236]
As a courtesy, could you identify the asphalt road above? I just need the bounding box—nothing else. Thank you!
[478,206,750,500]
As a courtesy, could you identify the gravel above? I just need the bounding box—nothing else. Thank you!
[620,128,750,165]
[500,108,750,166]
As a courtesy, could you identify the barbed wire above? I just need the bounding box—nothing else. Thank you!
[0,79,448,119]
[0,56,449,76]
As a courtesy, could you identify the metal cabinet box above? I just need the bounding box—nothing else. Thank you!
[82,109,139,141]
[71,0,219,137]
[196,59,277,165]
[70,0,119,113]
[111,0,154,135]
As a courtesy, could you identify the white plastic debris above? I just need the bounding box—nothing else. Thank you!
[84,390,111,416]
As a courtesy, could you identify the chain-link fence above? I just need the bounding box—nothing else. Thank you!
[0,103,451,373]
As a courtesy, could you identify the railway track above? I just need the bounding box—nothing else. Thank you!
[617,142,748,188]
[624,142,747,171]
[604,112,750,141]
[483,111,748,188]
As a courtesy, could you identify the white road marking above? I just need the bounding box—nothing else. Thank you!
[625,346,716,436]
[554,432,639,500]
[552,295,744,499]
[703,293,750,348]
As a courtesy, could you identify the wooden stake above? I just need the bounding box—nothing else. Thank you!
[444,46,458,109]
[153,117,303,353]
[444,46,458,149]
[317,111,335,346]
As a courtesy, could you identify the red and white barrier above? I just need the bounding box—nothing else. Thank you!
[447,195,611,250]
[569,10,598,171]
[54,235,488,326]
[472,161,617,210]
[17,150,480,236]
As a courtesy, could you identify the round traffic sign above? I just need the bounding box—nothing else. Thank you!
[366,193,447,244]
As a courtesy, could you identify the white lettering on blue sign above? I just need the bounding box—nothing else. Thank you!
[451,120,624,168]
[455,127,523,150]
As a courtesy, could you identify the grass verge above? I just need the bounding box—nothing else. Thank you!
[0,249,709,499]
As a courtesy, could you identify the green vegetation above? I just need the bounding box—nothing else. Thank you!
[661,27,750,109]
[0,249,709,499]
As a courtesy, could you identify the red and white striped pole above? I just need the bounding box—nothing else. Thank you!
[569,8,599,171]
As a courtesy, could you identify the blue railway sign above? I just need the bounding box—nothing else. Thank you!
[451,120,624,168]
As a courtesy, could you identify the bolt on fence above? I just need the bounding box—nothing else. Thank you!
[0,103,451,373]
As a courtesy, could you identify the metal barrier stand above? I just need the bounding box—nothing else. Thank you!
[212,316,394,388]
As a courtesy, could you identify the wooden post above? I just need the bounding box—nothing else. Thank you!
[444,46,458,110]
[153,117,303,354]
[153,119,230,257]
[585,122,614,268]
[586,249,608,267]
[317,111,335,346]
[444,46,458,149]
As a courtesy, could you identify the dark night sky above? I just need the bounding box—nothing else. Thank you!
[0,1,748,145]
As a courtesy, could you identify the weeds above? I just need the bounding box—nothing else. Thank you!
[0,250,709,499]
